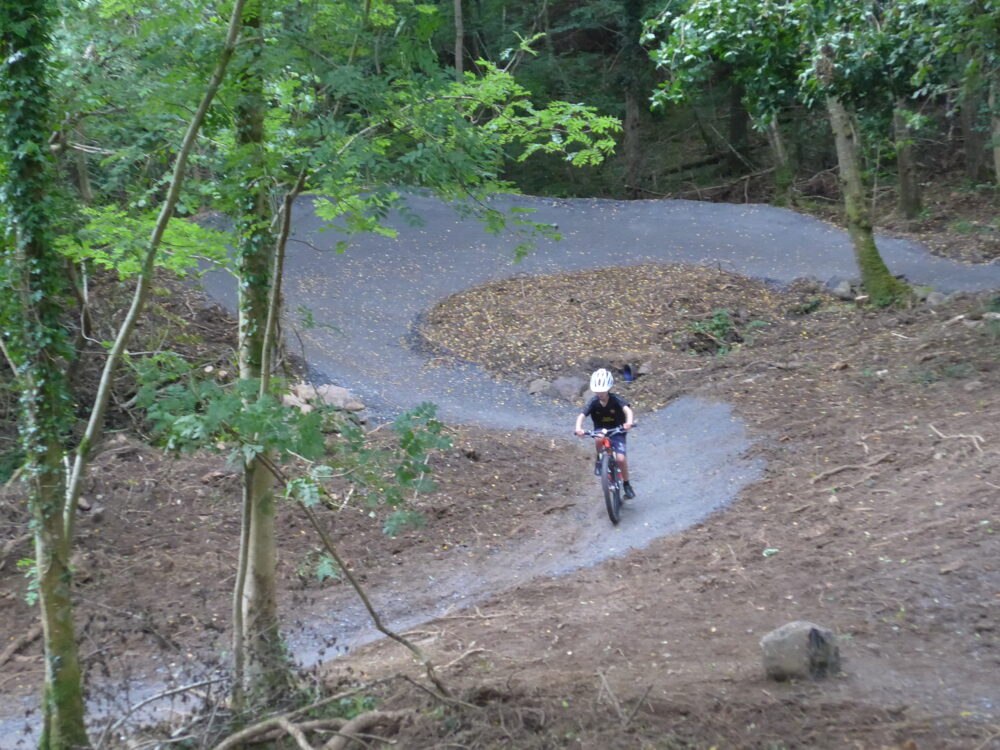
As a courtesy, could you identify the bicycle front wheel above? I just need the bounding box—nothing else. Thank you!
[600,453,622,525]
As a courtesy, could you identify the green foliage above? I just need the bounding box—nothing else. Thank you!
[789,296,823,316]
[648,0,807,125]
[17,558,40,606]
[136,350,451,533]
[688,308,735,339]
[684,309,772,354]
[296,548,340,583]
[908,362,977,384]
[57,206,232,278]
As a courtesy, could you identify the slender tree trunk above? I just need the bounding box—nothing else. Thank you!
[826,97,910,306]
[623,90,642,198]
[73,138,93,205]
[767,118,794,207]
[1,2,90,747]
[453,0,464,80]
[960,69,988,182]
[989,79,1000,187]
[893,99,922,220]
[231,0,293,706]
[621,0,644,198]
[726,83,750,174]
[33,447,87,750]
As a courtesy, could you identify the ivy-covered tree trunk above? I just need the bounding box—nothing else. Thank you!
[826,97,910,306]
[893,99,922,220]
[0,1,90,748]
[231,0,293,707]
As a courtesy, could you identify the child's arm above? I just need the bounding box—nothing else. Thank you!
[574,412,586,435]
[623,404,635,430]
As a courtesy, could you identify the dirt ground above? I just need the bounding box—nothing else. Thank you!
[2,194,1000,749]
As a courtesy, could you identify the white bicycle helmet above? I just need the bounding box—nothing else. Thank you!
[589,368,614,393]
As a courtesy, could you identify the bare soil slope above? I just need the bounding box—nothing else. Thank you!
[1,240,999,749]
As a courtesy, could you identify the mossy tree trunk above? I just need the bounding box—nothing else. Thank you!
[826,96,910,306]
[1,0,90,747]
[230,0,294,708]
[893,99,922,220]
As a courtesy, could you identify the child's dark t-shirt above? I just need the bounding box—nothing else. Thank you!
[582,393,630,429]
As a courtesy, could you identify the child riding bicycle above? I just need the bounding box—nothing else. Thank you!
[574,368,636,499]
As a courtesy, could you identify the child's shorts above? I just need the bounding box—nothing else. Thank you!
[609,433,627,455]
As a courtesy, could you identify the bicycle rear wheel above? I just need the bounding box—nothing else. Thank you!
[600,453,622,524]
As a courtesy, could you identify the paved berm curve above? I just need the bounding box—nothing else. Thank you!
[200,193,1000,660]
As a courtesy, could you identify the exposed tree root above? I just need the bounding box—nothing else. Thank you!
[0,532,31,571]
[0,621,42,668]
[929,423,985,454]
[809,452,892,484]
[321,709,410,750]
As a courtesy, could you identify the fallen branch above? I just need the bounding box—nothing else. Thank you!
[321,710,410,750]
[929,423,984,454]
[277,717,316,750]
[0,622,42,668]
[541,502,574,515]
[809,452,892,485]
[241,719,348,747]
[596,671,625,722]
[440,647,487,671]
[97,677,226,749]
[622,684,653,729]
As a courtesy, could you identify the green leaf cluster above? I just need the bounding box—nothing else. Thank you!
[57,206,231,278]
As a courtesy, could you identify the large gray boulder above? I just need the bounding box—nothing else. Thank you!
[287,382,366,412]
[760,620,841,681]
[528,378,558,398]
[552,375,587,402]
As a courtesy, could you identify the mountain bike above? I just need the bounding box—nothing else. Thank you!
[579,426,631,525]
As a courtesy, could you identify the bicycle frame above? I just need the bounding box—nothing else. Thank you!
[579,426,629,524]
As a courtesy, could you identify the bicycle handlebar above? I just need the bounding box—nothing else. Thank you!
[577,425,635,438]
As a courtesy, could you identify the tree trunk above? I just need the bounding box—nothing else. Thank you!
[989,79,1000,187]
[231,0,293,706]
[72,139,94,205]
[34,447,88,750]
[453,0,464,80]
[826,97,910,306]
[621,0,644,198]
[726,83,750,174]
[893,99,922,220]
[960,70,988,182]
[1,2,90,747]
[767,118,794,207]
[623,89,642,198]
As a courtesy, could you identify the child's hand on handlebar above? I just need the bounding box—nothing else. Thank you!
[574,428,586,436]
